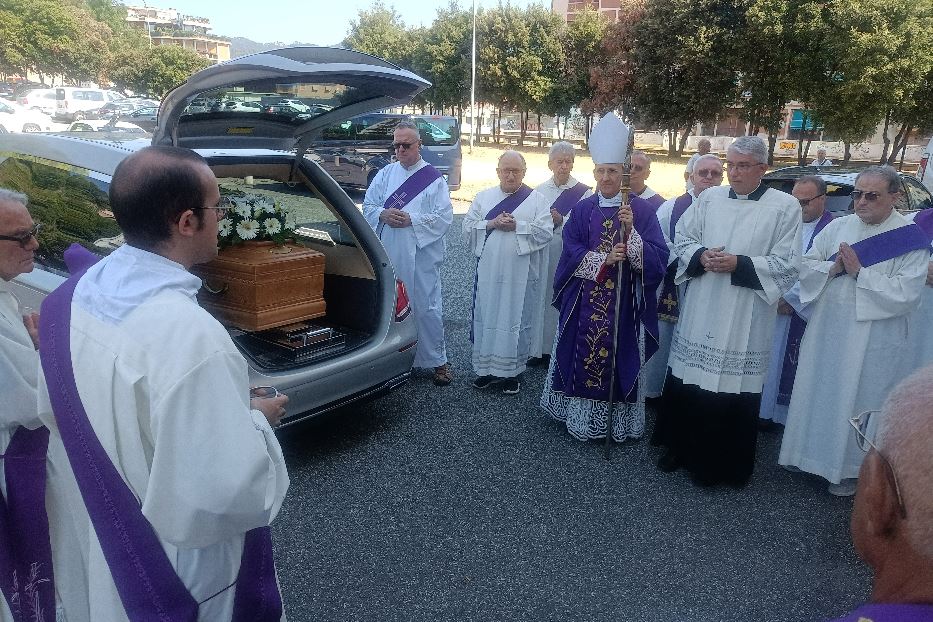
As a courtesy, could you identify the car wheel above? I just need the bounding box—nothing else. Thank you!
[73,111,85,121]
[22,123,41,132]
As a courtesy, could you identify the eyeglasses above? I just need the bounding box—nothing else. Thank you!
[194,197,233,218]
[0,222,41,248]
[849,190,890,202]
[849,410,907,519]
[695,168,722,178]
[392,141,418,151]
[631,164,646,172]
[798,193,825,207]
[725,161,761,172]
[497,168,525,176]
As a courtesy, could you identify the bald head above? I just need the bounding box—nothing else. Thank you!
[497,150,527,194]
[110,146,214,251]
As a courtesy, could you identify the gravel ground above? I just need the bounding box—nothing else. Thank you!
[273,216,870,622]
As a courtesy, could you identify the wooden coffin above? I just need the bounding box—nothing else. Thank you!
[193,241,326,332]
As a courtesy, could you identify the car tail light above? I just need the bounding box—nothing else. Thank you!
[394,278,411,322]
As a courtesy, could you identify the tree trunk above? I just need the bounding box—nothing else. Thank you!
[518,110,526,147]
[677,127,690,157]
[495,108,501,145]
[537,112,543,148]
[898,141,908,171]
[843,141,852,163]
[888,123,913,166]
[879,110,892,164]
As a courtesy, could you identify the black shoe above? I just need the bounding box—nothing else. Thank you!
[472,375,501,389]
[526,354,550,368]
[657,452,680,473]
[501,378,521,394]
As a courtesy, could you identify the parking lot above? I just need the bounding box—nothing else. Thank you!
[272,216,870,622]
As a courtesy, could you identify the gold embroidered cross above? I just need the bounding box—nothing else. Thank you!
[662,292,677,312]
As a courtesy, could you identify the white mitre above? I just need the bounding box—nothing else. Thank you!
[589,112,631,165]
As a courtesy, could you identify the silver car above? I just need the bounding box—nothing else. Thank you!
[2,47,427,426]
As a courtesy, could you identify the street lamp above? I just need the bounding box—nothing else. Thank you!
[470,0,476,154]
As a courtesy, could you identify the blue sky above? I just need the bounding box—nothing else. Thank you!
[150,0,546,47]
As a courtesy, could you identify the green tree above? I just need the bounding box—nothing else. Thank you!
[112,45,209,97]
[412,1,472,119]
[552,7,609,139]
[343,1,413,68]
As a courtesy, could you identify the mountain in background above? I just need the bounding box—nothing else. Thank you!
[230,37,323,58]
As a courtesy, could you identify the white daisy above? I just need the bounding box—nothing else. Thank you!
[236,219,260,240]
[218,218,232,237]
[263,217,282,235]
[255,199,276,215]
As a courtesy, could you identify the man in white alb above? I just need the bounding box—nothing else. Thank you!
[779,166,928,496]
[464,150,553,395]
[654,136,800,487]
[758,175,833,429]
[630,150,665,211]
[363,120,454,386]
[684,138,712,192]
[528,141,591,366]
[37,146,290,621]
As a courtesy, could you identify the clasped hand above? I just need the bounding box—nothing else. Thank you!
[380,208,411,228]
[250,388,289,428]
[829,242,861,278]
[487,212,516,232]
[701,247,737,273]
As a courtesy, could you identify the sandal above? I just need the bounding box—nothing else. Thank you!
[433,363,453,386]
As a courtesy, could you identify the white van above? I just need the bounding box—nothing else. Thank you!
[919,136,933,194]
[53,87,122,122]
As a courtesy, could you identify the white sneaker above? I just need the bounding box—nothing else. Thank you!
[827,479,858,497]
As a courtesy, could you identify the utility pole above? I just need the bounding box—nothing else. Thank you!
[470,0,476,154]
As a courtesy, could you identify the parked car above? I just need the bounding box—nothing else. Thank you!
[918,136,933,194]
[123,106,158,132]
[761,166,933,215]
[0,101,54,133]
[17,88,57,115]
[92,100,142,120]
[53,87,123,122]
[66,119,148,135]
[262,103,312,120]
[3,46,429,426]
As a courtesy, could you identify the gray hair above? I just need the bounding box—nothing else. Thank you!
[548,141,575,161]
[728,136,768,164]
[698,138,711,151]
[395,120,419,133]
[794,175,827,195]
[631,150,650,165]
[856,165,900,194]
[879,365,933,560]
[498,150,526,168]
[693,154,722,170]
[0,188,28,208]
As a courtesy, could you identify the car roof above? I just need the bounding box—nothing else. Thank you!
[762,165,916,185]
[0,132,294,177]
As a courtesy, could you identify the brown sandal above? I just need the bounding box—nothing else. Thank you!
[433,363,453,386]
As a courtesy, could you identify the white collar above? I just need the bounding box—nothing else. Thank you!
[74,244,203,325]
[598,192,622,207]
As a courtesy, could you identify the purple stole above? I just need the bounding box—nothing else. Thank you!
[378,164,442,234]
[776,210,834,405]
[831,603,933,622]
[914,208,933,239]
[551,182,590,217]
[640,191,665,212]
[38,244,282,621]
[470,185,534,342]
[656,193,693,323]
[827,221,931,267]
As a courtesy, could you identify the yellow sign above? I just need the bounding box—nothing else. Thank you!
[779,141,797,150]
[226,127,255,135]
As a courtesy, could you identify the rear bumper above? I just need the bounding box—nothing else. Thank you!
[277,370,411,427]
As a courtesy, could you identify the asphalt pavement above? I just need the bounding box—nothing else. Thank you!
[273,216,870,622]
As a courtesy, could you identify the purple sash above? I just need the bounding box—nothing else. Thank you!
[0,426,54,622]
[776,210,834,405]
[38,245,282,621]
[914,208,933,239]
[470,185,534,342]
[830,603,933,622]
[551,182,590,217]
[381,164,442,212]
[640,191,665,212]
[657,193,693,323]
[828,222,930,268]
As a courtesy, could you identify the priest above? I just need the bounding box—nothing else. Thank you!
[363,120,454,386]
[36,146,290,621]
[540,113,668,443]
[464,150,553,395]
[630,150,665,211]
[901,208,933,372]
[655,136,800,487]
[0,189,58,622]
[758,175,833,428]
[779,166,929,496]
[528,141,591,366]
[644,154,723,402]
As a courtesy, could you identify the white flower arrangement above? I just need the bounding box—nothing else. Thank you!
[218,193,297,248]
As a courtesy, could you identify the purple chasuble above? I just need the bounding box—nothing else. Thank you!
[470,185,534,343]
[828,603,933,622]
[549,194,669,402]
[552,182,591,217]
[657,193,694,323]
[776,210,834,405]
[38,244,282,621]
